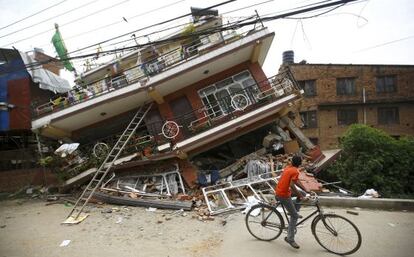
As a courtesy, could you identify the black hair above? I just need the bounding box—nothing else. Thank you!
[292,155,302,167]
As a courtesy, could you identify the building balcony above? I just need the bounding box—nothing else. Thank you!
[31,27,275,139]
[74,70,304,163]
[32,25,273,118]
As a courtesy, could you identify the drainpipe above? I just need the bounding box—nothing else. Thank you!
[362,87,366,124]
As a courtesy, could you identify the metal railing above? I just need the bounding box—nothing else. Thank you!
[33,20,265,117]
[143,69,301,151]
[72,69,300,162]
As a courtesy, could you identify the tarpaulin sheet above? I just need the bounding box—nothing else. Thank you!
[19,52,71,93]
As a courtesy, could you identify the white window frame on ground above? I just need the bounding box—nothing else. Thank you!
[198,70,259,119]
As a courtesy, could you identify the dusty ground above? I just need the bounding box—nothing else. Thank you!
[0,198,228,257]
[1,198,414,257]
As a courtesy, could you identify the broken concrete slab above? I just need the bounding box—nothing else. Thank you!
[59,168,97,193]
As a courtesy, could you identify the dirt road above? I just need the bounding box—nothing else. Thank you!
[1,199,413,257]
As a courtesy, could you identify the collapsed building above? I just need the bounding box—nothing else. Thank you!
[5,9,339,222]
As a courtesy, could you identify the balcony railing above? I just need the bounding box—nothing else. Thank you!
[33,22,266,118]
[77,69,301,161]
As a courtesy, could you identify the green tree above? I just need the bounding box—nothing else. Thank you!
[327,124,414,198]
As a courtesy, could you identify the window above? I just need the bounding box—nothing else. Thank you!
[198,70,259,118]
[298,80,317,97]
[336,78,356,96]
[300,110,317,128]
[337,109,358,125]
[376,75,396,93]
[378,107,399,124]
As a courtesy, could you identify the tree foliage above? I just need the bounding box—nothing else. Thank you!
[327,124,414,198]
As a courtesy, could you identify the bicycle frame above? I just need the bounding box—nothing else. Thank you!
[276,199,323,228]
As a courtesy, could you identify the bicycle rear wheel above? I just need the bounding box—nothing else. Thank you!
[312,214,362,255]
[245,204,284,241]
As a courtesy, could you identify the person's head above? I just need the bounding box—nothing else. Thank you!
[291,155,302,167]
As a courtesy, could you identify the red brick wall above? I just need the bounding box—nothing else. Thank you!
[288,64,414,149]
[8,78,31,130]
[0,168,58,192]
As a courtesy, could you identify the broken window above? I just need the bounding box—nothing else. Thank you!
[198,70,259,118]
[336,77,356,96]
[300,110,317,128]
[378,107,399,125]
[376,75,396,93]
[298,80,317,97]
[337,109,358,125]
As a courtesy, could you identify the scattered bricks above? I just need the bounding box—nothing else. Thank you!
[176,194,192,201]
[157,219,163,224]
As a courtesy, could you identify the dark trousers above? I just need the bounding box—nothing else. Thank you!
[276,196,300,241]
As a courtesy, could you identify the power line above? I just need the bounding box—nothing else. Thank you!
[1,0,132,48]
[37,0,186,49]
[354,35,414,53]
[3,0,360,75]
[65,0,238,56]
[0,0,68,31]
[0,0,99,40]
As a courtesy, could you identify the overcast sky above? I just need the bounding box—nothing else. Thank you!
[1,0,413,84]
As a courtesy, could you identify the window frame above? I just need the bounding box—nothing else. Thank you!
[298,80,317,97]
[337,109,358,125]
[336,77,356,96]
[300,110,318,128]
[376,75,397,93]
[197,70,259,118]
[378,107,399,125]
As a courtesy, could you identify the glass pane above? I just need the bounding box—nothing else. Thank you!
[228,83,243,94]
[233,71,250,81]
[215,78,233,89]
[242,78,256,88]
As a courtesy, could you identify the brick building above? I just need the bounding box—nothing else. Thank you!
[285,62,414,149]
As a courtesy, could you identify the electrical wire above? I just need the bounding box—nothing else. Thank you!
[2,0,360,75]
[65,0,237,56]
[0,0,99,40]
[1,0,132,47]
[354,35,414,53]
[35,0,186,50]
[0,0,68,31]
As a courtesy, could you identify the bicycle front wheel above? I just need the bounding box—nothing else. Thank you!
[312,214,362,255]
[245,204,284,241]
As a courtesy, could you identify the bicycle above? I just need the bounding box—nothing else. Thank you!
[245,192,362,255]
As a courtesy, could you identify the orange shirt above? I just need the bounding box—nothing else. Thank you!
[275,165,299,198]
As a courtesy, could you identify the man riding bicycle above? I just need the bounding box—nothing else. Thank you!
[275,155,307,249]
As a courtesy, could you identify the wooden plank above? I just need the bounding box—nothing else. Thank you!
[92,191,193,211]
